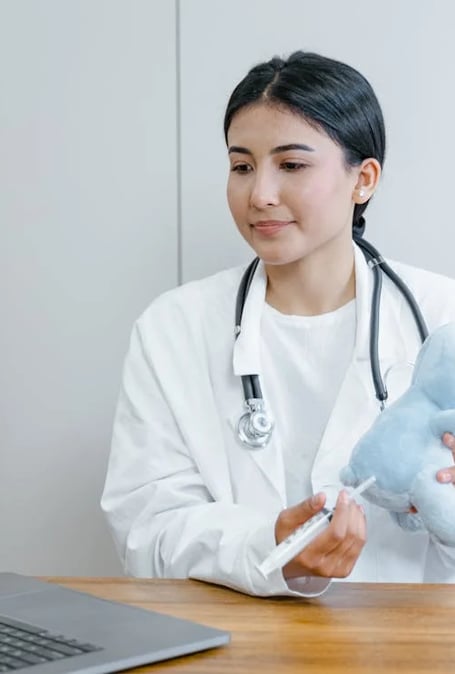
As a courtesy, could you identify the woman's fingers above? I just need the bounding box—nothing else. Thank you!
[275,492,326,545]
[282,491,367,579]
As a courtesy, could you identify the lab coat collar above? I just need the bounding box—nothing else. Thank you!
[232,260,267,376]
[232,242,400,377]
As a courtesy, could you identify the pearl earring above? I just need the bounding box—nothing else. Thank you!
[359,189,366,198]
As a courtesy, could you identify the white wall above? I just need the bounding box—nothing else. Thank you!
[0,0,178,575]
[2,0,455,575]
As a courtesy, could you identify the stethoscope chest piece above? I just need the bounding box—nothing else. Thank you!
[237,398,274,449]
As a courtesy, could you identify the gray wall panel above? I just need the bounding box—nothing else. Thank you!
[0,0,178,574]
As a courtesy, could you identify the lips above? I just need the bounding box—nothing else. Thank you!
[252,220,293,235]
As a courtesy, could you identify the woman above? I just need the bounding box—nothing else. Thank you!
[101,51,455,597]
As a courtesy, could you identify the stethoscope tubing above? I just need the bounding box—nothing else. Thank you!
[353,237,428,342]
[235,237,430,448]
[353,236,429,404]
[235,256,262,400]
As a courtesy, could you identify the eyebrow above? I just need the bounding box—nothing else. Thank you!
[228,143,315,155]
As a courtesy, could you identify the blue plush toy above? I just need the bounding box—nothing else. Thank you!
[340,322,455,547]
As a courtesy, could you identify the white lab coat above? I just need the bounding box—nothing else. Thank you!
[101,244,455,597]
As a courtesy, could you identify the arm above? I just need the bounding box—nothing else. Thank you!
[101,320,330,597]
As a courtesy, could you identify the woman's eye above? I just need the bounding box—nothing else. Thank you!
[231,164,252,174]
[281,162,307,171]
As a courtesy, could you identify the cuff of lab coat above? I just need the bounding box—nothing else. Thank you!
[285,576,332,596]
[243,521,331,598]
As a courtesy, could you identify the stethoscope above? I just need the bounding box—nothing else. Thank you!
[235,237,430,449]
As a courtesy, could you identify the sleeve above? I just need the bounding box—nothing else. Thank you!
[424,536,455,582]
[101,319,330,598]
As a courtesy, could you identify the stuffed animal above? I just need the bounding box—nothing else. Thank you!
[340,322,455,547]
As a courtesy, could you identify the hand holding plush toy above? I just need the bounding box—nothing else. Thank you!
[340,322,455,546]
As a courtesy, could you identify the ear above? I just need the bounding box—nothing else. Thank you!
[352,158,382,205]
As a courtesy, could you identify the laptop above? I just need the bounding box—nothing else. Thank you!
[0,573,230,672]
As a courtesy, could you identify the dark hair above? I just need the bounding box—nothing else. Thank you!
[224,51,386,238]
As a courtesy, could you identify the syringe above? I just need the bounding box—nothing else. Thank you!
[259,476,376,577]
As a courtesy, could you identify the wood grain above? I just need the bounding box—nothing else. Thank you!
[44,578,455,673]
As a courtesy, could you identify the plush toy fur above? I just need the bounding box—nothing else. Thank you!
[340,322,455,547]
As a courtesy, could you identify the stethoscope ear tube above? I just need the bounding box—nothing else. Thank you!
[368,259,387,406]
[354,236,429,343]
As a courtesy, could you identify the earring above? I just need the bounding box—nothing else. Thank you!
[359,189,366,198]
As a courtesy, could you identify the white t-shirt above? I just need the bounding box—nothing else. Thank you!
[260,300,356,506]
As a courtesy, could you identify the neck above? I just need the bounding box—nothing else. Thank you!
[265,240,355,316]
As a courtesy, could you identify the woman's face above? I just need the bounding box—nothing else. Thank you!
[226,103,361,266]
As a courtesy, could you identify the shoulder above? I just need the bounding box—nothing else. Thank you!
[136,265,246,335]
[390,259,455,290]
[386,259,455,328]
[128,265,248,377]
[387,259,455,297]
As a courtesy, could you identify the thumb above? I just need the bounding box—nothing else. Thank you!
[292,492,327,525]
[276,492,326,544]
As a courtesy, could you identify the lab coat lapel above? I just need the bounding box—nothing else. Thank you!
[312,245,406,501]
[311,360,378,503]
[231,260,287,504]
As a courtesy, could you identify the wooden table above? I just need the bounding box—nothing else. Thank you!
[47,578,455,673]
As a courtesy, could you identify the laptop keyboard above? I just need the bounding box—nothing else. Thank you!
[0,616,102,671]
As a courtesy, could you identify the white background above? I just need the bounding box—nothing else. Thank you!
[2,0,454,575]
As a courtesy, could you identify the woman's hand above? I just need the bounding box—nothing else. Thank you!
[437,433,455,484]
[275,490,367,580]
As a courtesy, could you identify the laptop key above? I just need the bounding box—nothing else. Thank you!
[10,654,46,666]
[0,622,42,636]
[1,653,24,661]
[23,638,56,647]
[0,614,104,669]
[43,644,85,656]
[0,656,29,670]
[22,647,65,660]
[75,644,100,653]
[0,641,27,650]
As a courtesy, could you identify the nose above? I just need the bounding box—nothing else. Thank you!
[249,169,280,209]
